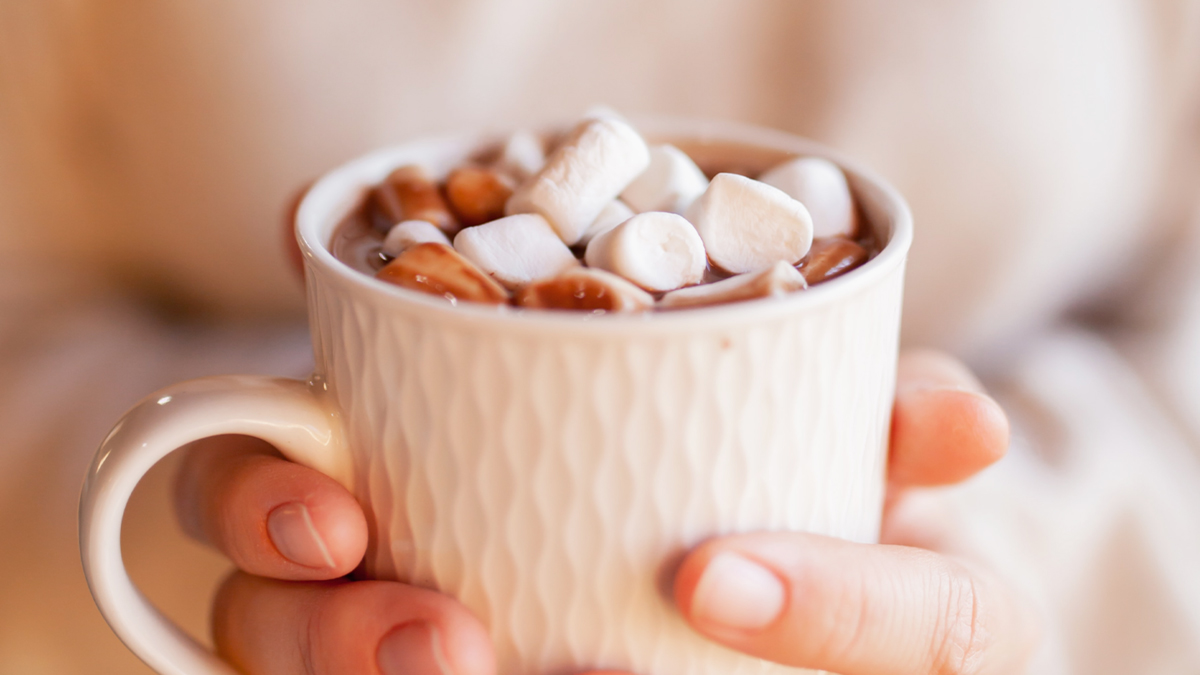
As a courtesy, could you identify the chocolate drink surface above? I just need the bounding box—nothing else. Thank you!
[331,130,879,312]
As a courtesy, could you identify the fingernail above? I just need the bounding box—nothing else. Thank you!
[378,621,453,675]
[690,552,785,631]
[266,502,336,569]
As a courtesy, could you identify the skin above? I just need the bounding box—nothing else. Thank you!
[174,350,1036,675]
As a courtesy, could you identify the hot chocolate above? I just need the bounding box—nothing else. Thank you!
[331,114,878,311]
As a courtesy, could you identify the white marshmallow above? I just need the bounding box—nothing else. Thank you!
[577,199,635,247]
[453,213,579,289]
[382,220,451,257]
[620,144,709,215]
[659,261,807,309]
[684,173,813,274]
[505,117,651,245]
[499,130,546,181]
[584,211,706,292]
[758,157,857,239]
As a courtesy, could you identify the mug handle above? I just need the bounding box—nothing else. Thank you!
[79,375,352,675]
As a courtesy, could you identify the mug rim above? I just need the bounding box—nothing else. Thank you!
[296,115,912,334]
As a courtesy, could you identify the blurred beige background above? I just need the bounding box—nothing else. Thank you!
[1,1,1199,673]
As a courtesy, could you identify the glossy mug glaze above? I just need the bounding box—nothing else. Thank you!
[80,117,912,675]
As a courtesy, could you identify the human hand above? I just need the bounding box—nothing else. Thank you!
[172,349,1031,675]
[661,350,1038,675]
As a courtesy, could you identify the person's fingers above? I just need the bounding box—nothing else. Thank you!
[889,350,1010,488]
[173,434,368,580]
[213,573,495,675]
[675,532,1038,675]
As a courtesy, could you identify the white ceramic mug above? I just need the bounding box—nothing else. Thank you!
[80,117,912,675]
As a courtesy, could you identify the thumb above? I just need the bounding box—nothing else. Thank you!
[674,533,1038,675]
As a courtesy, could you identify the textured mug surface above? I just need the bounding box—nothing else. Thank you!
[298,118,911,675]
[79,117,911,675]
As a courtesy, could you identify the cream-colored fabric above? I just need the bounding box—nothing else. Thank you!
[893,331,1200,674]
[2,1,1200,673]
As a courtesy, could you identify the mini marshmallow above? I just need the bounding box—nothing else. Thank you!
[758,157,858,239]
[684,173,813,274]
[382,220,451,257]
[445,165,515,227]
[577,199,635,247]
[505,117,651,245]
[620,144,709,215]
[797,237,868,284]
[516,267,654,312]
[584,211,706,292]
[376,243,509,305]
[659,261,806,309]
[498,130,546,181]
[374,165,460,234]
[453,213,579,289]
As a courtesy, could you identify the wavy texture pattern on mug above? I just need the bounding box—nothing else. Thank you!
[306,254,903,675]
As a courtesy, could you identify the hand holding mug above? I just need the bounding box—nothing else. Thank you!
[81,118,1037,675]
[174,350,1035,675]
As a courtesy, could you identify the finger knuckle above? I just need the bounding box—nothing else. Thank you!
[303,599,325,675]
[930,566,990,675]
[304,583,360,675]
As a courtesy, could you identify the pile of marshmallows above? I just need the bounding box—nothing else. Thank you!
[370,113,862,311]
